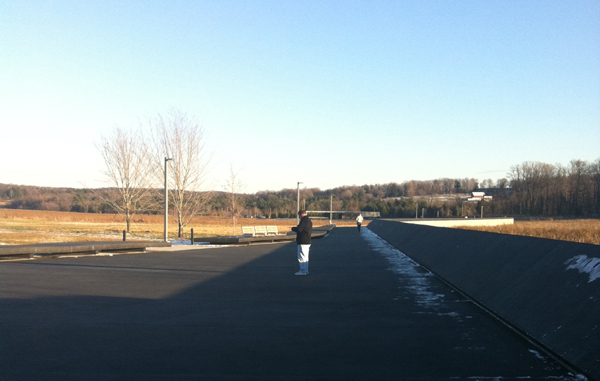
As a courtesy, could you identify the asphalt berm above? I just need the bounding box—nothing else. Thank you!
[0,227,583,380]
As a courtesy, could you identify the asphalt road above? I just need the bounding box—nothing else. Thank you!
[0,227,580,380]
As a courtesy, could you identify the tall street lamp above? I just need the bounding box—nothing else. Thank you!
[164,157,173,242]
[329,194,335,224]
[296,181,303,225]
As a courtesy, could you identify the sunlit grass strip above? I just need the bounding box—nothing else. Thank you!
[0,209,360,245]
[459,219,600,245]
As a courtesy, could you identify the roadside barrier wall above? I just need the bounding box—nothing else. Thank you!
[367,219,600,380]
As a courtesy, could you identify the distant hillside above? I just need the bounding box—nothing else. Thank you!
[0,179,482,218]
[2,157,599,218]
[0,184,111,213]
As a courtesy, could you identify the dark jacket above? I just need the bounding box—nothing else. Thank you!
[292,215,313,245]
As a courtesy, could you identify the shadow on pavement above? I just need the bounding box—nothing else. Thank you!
[0,227,577,380]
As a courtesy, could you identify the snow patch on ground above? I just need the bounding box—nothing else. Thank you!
[529,349,546,360]
[362,228,446,310]
[565,255,600,283]
[170,240,211,246]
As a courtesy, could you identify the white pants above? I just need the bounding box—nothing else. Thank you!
[297,244,310,273]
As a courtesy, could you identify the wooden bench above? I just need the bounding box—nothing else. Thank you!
[266,226,279,236]
[242,226,255,237]
[241,225,283,238]
[254,226,268,236]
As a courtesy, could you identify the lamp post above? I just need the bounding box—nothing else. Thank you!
[329,194,335,224]
[296,181,302,225]
[164,157,173,242]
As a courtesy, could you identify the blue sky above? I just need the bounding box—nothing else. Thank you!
[1,0,599,193]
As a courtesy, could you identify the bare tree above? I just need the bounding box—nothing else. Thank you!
[496,178,509,188]
[223,164,245,235]
[591,159,600,215]
[152,110,212,238]
[98,128,154,232]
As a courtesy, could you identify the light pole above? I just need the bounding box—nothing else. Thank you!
[329,194,335,224]
[296,181,302,225]
[164,157,173,242]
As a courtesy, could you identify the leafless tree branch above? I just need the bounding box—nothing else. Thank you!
[151,110,212,238]
[97,127,154,232]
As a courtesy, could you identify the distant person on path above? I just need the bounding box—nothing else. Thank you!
[356,213,363,232]
[291,209,312,276]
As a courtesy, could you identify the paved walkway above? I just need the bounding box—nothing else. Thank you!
[0,227,578,380]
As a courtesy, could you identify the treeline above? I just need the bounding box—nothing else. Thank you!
[506,160,600,216]
[2,158,599,218]
[0,186,114,213]
[0,180,480,218]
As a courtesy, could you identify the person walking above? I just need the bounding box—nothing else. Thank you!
[291,209,312,276]
[356,213,363,232]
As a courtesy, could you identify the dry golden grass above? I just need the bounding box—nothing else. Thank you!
[459,219,600,245]
[3,209,595,245]
[0,209,363,245]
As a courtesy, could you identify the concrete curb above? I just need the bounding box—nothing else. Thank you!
[192,224,336,245]
[0,241,172,260]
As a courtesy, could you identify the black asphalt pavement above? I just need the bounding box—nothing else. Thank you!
[0,227,579,380]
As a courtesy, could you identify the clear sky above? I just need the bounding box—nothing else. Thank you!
[1,0,599,194]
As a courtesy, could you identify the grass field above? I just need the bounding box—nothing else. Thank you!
[0,209,361,245]
[459,219,600,245]
[1,209,597,245]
